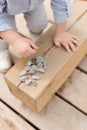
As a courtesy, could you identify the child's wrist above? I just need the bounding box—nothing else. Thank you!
[0,30,22,45]
[55,22,67,34]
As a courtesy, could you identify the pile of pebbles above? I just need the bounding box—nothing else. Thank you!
[19,56,47,87]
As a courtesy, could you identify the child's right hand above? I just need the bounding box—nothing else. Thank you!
[12,36,38,58]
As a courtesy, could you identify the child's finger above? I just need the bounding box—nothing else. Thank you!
[62,42,71,52]
[72,35,79,41]
[68,41,76,52]
[28,46,36,54]
[55,41,61,47]
[30,42,38,50]
[71,38,80,46]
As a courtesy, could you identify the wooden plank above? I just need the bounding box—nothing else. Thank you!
[0,101,35,130]
[78,56,87,73]
[58,69,87,114]
[0,74,87,130]
[67,0,87,28]
[44,0,87,24]
[5,11,87,112]
[5,0,87,89]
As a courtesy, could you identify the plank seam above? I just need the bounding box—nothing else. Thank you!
[77,66,87,74]
[55,93,87,116]
[0,99,40,130]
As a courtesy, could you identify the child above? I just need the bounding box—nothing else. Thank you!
[0,0,79,73]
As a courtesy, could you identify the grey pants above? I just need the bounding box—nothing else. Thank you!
[0,3,48,51]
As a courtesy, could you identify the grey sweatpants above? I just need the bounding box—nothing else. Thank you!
[0,3,48,51]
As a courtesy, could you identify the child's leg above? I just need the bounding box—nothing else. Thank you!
[0,15,16,73]
[24,3,48,41]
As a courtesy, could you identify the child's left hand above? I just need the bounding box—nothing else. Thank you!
[53,31,79,52]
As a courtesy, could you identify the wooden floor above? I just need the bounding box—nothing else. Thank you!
[0,0,87,130]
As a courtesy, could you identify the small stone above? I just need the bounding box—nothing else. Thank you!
[32,80,37,87]
[36,56,44,63]
[32,75,40,80]
[19,56,47,87]
[36,62,44,69]
[43,60,47,66]
[24,66,31,71]
[37,68,45,73]
[24,79,32,85]
[31,65,37,71]
[26,60,32,66]
[43,64,47,69]
[20,70,27,77]
[28,69,35,75]
[19,75,28,82]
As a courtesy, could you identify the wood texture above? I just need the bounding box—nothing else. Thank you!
[4,8,87,112]
[0,74,87,130]
[78,56,87,73]
[58,69,87,114]
[0,73,87,130]
[0,101,35,130]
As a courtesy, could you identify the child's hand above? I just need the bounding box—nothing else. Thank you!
[13,36,38,58]
[53,31,79,52]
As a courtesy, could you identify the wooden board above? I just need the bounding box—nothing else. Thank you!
[58,69,87,114]
[0,101,35,130]
[1,74,87,130]
[78,56,87,73]
[4,9,87,112]
[44,0,87,24]
[67,0,87,28]
[0,73,87,130]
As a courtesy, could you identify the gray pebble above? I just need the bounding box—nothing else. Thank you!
[28,69,35,75]
[24,79,32,85]
[37,68,45,73]
[37,62,44,69]
[43,60,47,66]
[19,56,47,87]
[19,75,28,82]
[32,75,40,80]
[31,65,37,71]
[24,66,31,71]
[36,56,44,63]
[26,60,32,66]
[20,70,27,77]
[43,64,47,69]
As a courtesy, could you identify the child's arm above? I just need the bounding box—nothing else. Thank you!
[53,22,79,52]
[51,0,79,52]
[0,30,38,57]
[0,1,38,58]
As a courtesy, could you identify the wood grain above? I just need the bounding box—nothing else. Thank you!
[0,101,35,130]
[58,69,87,114]
[78,56,87,73]
[0,75,87,130]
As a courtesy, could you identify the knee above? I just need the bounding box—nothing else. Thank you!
[29,19,48,34]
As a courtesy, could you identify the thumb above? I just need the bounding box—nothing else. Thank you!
[30,42,38,50]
